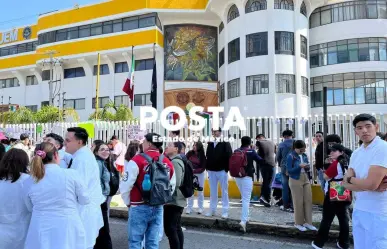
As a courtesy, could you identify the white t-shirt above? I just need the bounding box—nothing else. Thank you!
[349,137,387,215]
[113,141,127,166]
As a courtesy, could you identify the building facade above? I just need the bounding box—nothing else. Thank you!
[0,0,386,123]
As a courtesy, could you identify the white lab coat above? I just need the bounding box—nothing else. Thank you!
[70,146,105,248]
[0,174,31,249]
[23,164,90,249]
[58,148,72,169]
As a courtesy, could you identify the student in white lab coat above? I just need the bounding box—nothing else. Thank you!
[0,148,31,249]
[23,142,90,249]
[43,133,72,168]
[65,127,105,249]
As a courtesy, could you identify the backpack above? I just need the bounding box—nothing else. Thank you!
[108,160,120,197]
[229,149,248,178]
[140,153,173,206]
[172,157,196,198]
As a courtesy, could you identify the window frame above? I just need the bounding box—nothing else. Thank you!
[276,74,296,94]
[227,5,240,23]
[245,0,267,13]
[246,74,269,95]
[274,0,294,10]
[134,94,152,106]
[275,31,295,55]
[300,35,308,59]
[246,32,268,57]
[227,78,240,99]
[228,38,240,64]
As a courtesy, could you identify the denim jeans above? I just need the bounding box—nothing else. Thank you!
[128,205,163,249]
[317,169,326,192]
[281,173,292,208]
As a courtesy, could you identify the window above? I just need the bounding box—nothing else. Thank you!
[92,97,110,109]
[311,71,387,107]
[310,1,387,29]
[25,105,38,112]
[93,64,110,75]
[64,67,85,79]
[219,48,225,67]
[227,5,240,23]
[114,62,129,73]
[65,98,85,110]
[114,95,129,107]
[220,84,225,102]
[228,38,240,63]
[42,70,50,81]
[275,31,294,55]
[0,41,38,58]
[134,94,151,106]
[0,78,19,89]
[219,22,224,34]
[246,32,268,57]
[245,0,267,13]
[26,75,38,86]
[300,1,307,17]
[38,13,161,45]
[310,37,387,67]
[276,74,296,93]
[41,101,49,107]
[246,74,269,95]
[300,35,307,59]
[135,59,154,71]
[274,0,294,10]
[227,78,240,99]
[301,76,309,96]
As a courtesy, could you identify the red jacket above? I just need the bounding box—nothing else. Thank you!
[120,149,175,206]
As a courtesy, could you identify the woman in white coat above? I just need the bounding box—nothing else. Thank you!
[0,148,31,249]
[23,142,90,249]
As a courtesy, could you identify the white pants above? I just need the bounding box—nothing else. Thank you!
[235,177,253,223]
[208,170,229,215]
[187,172,205,210]
[353,209,387,249]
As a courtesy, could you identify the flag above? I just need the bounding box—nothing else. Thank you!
[150,58,157,109]
[122,49,135,102]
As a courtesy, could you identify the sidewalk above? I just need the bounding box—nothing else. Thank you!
[110,195,352,240]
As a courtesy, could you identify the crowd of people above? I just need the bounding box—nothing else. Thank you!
[0,113,386,249]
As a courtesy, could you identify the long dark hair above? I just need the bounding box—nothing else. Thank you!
[0,148,29,183]
[194,141,206,164]
[93,142,109,158]
[125,140,140,161]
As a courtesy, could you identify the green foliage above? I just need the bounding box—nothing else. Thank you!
[4,107,35,124]
[115,104,134,121]
[88,103,134,121]
[34,106,60,123]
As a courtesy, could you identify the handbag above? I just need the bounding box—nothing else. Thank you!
[329,179,352,202]
[108,158,120,196]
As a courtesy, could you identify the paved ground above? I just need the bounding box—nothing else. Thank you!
[110,218,337,249]
[111,195,349,227]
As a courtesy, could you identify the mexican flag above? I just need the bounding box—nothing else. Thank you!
[122,53,135,102]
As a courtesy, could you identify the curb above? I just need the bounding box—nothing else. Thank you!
[110,207,352,241]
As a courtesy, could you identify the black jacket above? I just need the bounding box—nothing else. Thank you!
[315,142,352,170]
[206,141,232,172]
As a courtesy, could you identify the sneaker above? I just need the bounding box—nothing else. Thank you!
[336,242,347,249]
[280,205,285,211]
[205,212,215,217]
[294,224,307,232]
[221,213,228,219]
[311,241,323,249]
[198,208,203,214]
[239,221,246,233]
[303,223,317,231]
[182,226,186,231]
[259,197,271,208]
[186,208,192,215]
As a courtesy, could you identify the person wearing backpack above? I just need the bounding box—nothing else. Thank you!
[119,133,176,249]
[231,136,262,232]
[164,142,187,249]
[312,144,351,249]
[206,128,233,219]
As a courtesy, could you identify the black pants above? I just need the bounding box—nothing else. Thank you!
[260,165,274,201]
[255,163,260,182]
[94,201,113,249]
[314,194,350,249]
[164,205,184,249]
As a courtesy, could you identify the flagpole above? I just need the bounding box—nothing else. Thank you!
[95,53,101,120]
[130,46,134,111]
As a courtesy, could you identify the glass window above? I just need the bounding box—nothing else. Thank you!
[355,79,365,104]
[114,95,129,107]
[301,76,309,96]
[343,4,355,20]
[246,32,268,57]
[228,38,240,63]
[276,74,296,93]
[227,78,240,99]
[93,64,110,75]
[134,94,151,106]
[337,45,349,63]
[115,62,129,73]
[310,48,319,68]
[378,3,387,18]
[26,75,38,86]
[246,74,269,95]
[300,35,307,59]
[25,105,38,112]
[246,0,267,13]
[300,1,307,17]
[123,17,139,30]
[275,31,294,55]
[56,30,67,41]
[379,42,387,61]
[310,12,320,28]
[139,14,156,28]
[367,4,378,18]
[75,99,85,110]
[0,47,9,57]
[369,43,379,61]
[318,47,327,66]
[113,19,123,32]
[358,43,369,61]
[135,60,146,71]
[67,27,79,40]
[274,0,294,10]
[344,80,355,104]
[333,80,344,105]
[90,23,103,36]
[219,48,225,67]
[92,97,110,108]
[355,3,367,19]
[79,25,90,38]
[220,84,225,102]
[219,22,224,33]
[228,5,240,23]
[348,43,359,62]
[332,7,344,22]
[328,46,338,65]
[321,10,332,25]
[103,21,113,34]
[145,59,154,70]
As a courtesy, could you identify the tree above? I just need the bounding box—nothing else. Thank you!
[34,106,79,123]
[5,107,35,124]
[115,104,134,121]
[88,102,133,121]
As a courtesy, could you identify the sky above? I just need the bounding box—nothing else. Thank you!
[0,0,101,31]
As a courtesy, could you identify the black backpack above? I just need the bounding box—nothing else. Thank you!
[140,153,173,206]
[172,156,200,198]
[108,160,120,197]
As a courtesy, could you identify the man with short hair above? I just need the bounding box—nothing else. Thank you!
[276,130,294,212]
[314,131,325,190]
[13,133,32,160]
[43,133,72,168]
[206,128,232,218]
[120,133,176,249]
[256,134,275,207]
[65,127,105,249]
[110,135,127,175]
[342,114,387,249]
